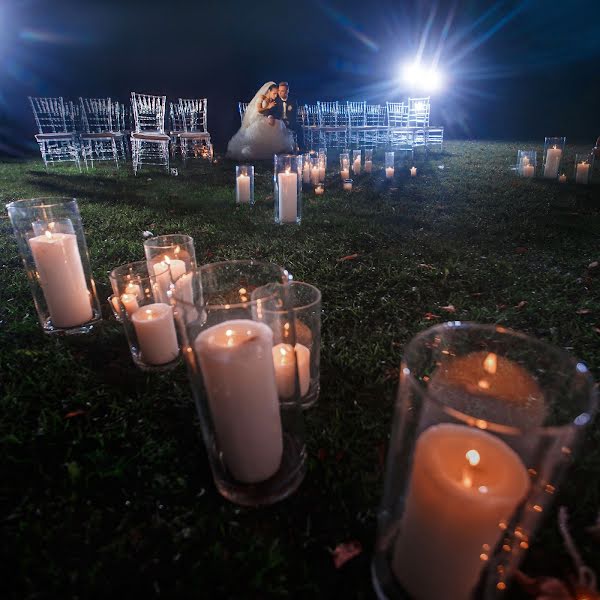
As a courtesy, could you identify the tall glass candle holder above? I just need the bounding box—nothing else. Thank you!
[364,149,373,173]
[6,197,101,335]
[309,155,320,186]
[339,152,350,180]
[235,165,254,204]
[252,281,321,409]
[516,150,536,177]
[542,137,566,179]
[372,322,597,600]
[318,149,327,181]
[143,233,196,287]
[109,260,152,322]
[274,154,302,225]
[352,149,362,175]
[302,153,311,186]
[109,262,181,371]
[385,152,395,179]
[575,153,594,185]
[171,260,306,506]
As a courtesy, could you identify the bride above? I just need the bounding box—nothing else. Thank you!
[227,81,295,160]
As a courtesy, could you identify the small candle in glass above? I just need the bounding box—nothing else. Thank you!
[339,152,350,180]
[559,173,567,183]
[236,165,254,204]
[343,179,353,191]
[364,149,373,173]
[410,166,417,177]
[385,151,394,179]
[352,150,361,175]
[315,184,324,196]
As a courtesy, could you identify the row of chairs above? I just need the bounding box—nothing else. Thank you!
[28,93,213,174]
[238,97,443,152]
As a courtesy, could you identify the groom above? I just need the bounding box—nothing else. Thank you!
[274,81,304,152]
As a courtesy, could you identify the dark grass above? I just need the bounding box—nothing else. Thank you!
[1,141,599,599]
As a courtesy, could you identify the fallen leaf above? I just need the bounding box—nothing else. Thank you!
[142,230,153,238]
[515,247,528,254]
[593,327,600,335]
[337,253,359,262]
[65,410,86,419]
[588,261,599,270]
[497,303,508,310]
[423,312,441,320]
[331,541,363,569]
[418,263,435,269]
[470,292,483,297]
[576,308,592,315]
[441,304,456,313]
[515,301,527,309]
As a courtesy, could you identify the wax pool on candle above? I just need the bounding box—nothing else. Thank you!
[385,167,394,179]
[392,423,530,600]
[236,174,251,203]
[544,147,562,179]
[278,170,298,223]
[131,303,179,365]
[576,162,590,184]
[194,319,283,483]
[272,343,310,398]
[28,231,93,328]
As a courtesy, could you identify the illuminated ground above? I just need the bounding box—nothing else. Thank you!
[1,141,599,598]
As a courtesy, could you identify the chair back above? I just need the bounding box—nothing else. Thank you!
[180,98,208,132]
[131,92,167,133]
[347,101,367,127]
[169,102,185,133]
[386,102,408,128]
[304,104,320,127]
[28,96,70,133]
[317,101,339,127]
[79,98,113,133]
[407,97,430,127]
[366,104,386,126]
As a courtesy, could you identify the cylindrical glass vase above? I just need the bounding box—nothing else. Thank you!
[171,260,306,506]
[516,150,536,177]
[251,281,322,408]
[274,154,302,225]
[109,260,153,322]
[372,322,597,600]
[309,155,320,186]
[6,197,101,334]
[235,165,254,204]
[339,152,350,180]
[143,233,196,286]
[542,137,566,179]
[109,262,181,371]
[318,147,327,180]
[302,153,311,186]
[575,153,594,185]
[385,151,395,179]
[352,149,362,175]
[365,149,373,173]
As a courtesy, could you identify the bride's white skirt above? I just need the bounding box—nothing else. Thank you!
[227,117,294,160]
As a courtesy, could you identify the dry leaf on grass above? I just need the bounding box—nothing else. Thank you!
[423,312,441,320]
[441,304,456,313]
[418,263,435,269]
[65,410,86,419]
[588,261,598,270]
[331,541,363,569]
[337,253,359,262]
[576,308,592,315]
[515,301,528,309]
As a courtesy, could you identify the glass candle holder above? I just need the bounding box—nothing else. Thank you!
[318,147,327,179]
[235,165,254,204]
[352,149,362,175]
[143,233,196,287]
[309,155,320,186]
[371,322,597,600]
[171,260,307,506]
[558,173,567,183]
[108,262,181,371]
[575,153,594,185]
[343,178,353,191]
[339,152,350,180]
[109,260,153,322]
[385,152,395,179]
[516,150,536,177]
[364,149,373,173]
[274,154,302,225]
[543,137,566,179]
[302,153,312,186]
[251,281,322,408]
[6,197,101,335]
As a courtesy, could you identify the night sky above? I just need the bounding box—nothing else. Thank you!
[1,0,599,155]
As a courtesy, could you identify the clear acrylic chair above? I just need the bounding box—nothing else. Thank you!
[178,98,213,163]
[130,92,170,175]
[347,101,368,148]
[29,96,82,171]
[366,104,389,148]
[238,102,248,125]
[386,101,414,156]
[317,101,347,149]
[303,104,321,150]
[407,97,430,148]
[168,101,186,159]
[111,101,128,159]
[79,97,126,168]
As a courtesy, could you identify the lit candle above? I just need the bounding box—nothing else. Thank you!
[153,255,185,302]
[120,293,139,317]
[277,168,298,223]
[576,161,590,184]
[124,281,142,299]
[28,230,93,328]
[315,184,324,196]
[522,164,535,178]
[353,157,361,175]
[194,319,283,483]
[272,343,310,398]
[385,167,394,179]
[343,179,353,191]
[131,303,179,365]
[302,161,311,184]
[558,173,567,183]
[340,168,350,180]
[410,166,417,177]
[392,423,530,600]
[310,165,320,185]
[543,146,562,179]
[364,160,373,173]
[236,173,251,203]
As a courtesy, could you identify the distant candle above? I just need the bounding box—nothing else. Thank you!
[272,342,310,398]
[522,164,534,178]
[343,179,353,191]
[353,157,361,175]
[340,168,350,180]
[410,166,417,177]
[310,166,320,185]
[558,174,567,183]
[236,173,251,203]
[131,303,179,365]
[385,167,394,179]
[302,162,310,184]
[364,160,373,173]
[544,146,562,179]
[576,162,590,184]
[278,169,298,223]
[315,184,324,196]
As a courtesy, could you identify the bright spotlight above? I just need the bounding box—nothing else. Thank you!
[402,62,444,92]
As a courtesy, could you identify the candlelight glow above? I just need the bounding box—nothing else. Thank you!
[483,353,497,374]
[174,245,180,256]
[466,449,480,466]
[44,230,52,239]
[145,309,153,320]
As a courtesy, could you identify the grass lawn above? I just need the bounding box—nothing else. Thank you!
[1,141,599,599]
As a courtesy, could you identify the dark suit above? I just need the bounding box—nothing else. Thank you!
[274,95,303,151]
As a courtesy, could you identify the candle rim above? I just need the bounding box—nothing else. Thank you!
[143,233,193,251]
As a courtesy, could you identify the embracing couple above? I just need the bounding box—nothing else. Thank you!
[227,81,303,160]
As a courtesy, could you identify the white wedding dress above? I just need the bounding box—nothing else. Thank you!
[227,81,295,160]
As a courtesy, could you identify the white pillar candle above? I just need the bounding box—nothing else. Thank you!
[124,281,142,299]
[343,180,353,191]
[272,343,310,398]
[364,160,373,173]
[543,147,562,179]
[353,158,361,174]
[522,164,535,178]
[153,255,186,301]
[194,319,283,483]
[385,167,394,179]
[319,166,326,181]
[131,303,179,365]
[576,162,590,184]
[392,423,530,600]
[278,170,298,223]
[236,173,251,203]
[28,231,93,328]
[558,174,567,183]
[315,185,324,196]
[302,163,311,184]
[340,168,350,180]
[120,293,139,317]
[310,166,320,185]
[410,166,417,177]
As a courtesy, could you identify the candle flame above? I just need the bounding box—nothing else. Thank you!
[477,379,490,390]
[279,346,288,357]
[121,293,133,302]
[466,449,480,466]
[44,230,53,239]
[174,245,180,256]
[483,353,497,375]
[145,309,153,320]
